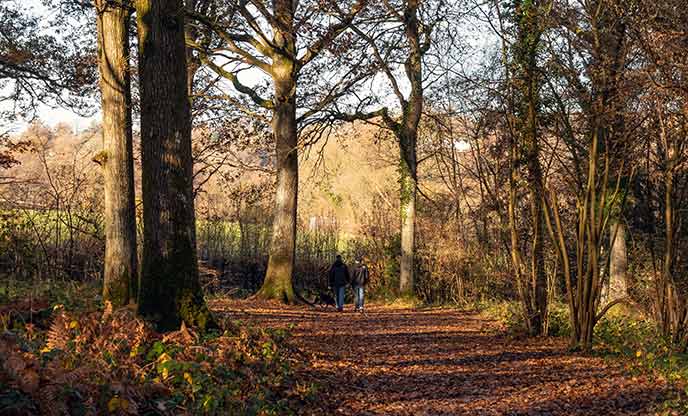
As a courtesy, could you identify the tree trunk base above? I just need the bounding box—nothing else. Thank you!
[177,289,219,332]
[256,251,297,304]
[253,285,297,304]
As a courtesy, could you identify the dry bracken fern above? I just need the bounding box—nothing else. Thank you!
[46,312,72,351]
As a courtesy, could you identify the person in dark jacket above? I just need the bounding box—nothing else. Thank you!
[351,258,369,312]
[328,255,350,311]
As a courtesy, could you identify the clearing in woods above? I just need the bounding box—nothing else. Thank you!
[212,300,665,415]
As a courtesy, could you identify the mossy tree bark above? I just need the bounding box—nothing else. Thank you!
[135,0,215,331]
[257,45,298,302]
[398,129,418,296]
[96,0,137,307]
[508,0,548,336]
[395,0,423,296]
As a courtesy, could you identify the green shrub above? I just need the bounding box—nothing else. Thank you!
[477,300,524,334]
[547,304,571,337]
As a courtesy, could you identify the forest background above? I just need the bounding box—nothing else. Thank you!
[3,0,688,413]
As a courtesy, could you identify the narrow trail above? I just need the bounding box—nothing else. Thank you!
[212,300,665,415]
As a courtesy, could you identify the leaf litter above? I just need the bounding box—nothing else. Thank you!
[213,300,666,415]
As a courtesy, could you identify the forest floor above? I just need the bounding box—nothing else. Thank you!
[211,299,667,416]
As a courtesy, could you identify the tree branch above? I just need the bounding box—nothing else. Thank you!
[298,0,369,67]
[196,52,274,109]
[186,9,273,73]
[350,25,407,108]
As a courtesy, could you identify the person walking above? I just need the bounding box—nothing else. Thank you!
[328,255,350,312]
[351,258,369,312]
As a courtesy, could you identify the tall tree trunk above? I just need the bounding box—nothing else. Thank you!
[397,0,423,296]
[256,0,297,302]
[96,0,137,307]
[509,137,529,323]
[527,160,547,335]
[257,78,298,302]
[525,84,547,335]
[135,0,215,331]
[513,0,547,335]
[399,131,417,295]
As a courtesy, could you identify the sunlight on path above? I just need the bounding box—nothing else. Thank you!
[211,300,664,416]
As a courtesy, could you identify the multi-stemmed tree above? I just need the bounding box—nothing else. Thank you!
[544,0,633,350]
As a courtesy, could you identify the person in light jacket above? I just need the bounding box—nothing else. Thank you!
[350,258,369,312]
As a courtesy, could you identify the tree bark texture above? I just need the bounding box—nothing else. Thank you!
[608,219,627,300]
[96,0,138,307]
[135,0,215,331]
[397,0,423,296]
[256,0,298,302]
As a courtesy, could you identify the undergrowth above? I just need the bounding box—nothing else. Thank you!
[0,282,315,415]
[478,300,687,414]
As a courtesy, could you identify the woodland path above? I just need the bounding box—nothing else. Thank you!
[211,300,666,415]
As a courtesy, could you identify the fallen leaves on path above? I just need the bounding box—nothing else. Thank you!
[211,300,666,415]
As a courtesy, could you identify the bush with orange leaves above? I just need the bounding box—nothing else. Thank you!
[0,302,314,415]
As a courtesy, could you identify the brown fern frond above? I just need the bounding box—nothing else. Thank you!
[46,313,71,351]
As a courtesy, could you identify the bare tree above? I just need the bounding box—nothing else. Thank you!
[186,0,369,302]
[631,0,688,349]
[336,0,450,295]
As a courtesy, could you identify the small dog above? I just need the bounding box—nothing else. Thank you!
[314,292,336,308]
